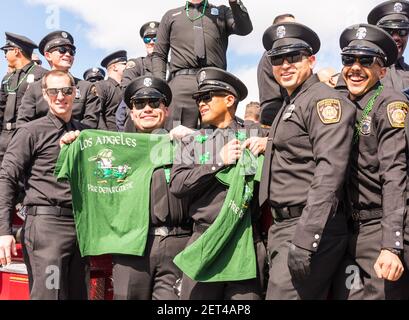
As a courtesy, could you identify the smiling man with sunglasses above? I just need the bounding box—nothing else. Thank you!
[0,32,47,164]
[16,31,100,129]
[368,0,409,90]
[331,23,409,300]
[170,67,267,300]
[258,22,356,300]
[0,70,88,299]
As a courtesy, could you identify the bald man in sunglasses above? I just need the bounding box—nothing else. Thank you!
[16,30,100,129]
[332,24,408,300]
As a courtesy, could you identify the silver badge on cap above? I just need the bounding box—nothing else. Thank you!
[149,22,156,28]
[199,71,206,84]
[356,27,367,40]
[277,26,286,39]
[27,74,35,84]
[92,68,99,73]
[211,8,219,16]
[144,77,153,87]
[61,32,68,39]
[394,2,403,13]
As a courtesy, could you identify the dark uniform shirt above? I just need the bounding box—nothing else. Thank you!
[260,74,356,252]
[125,125,190,229]
[348,82,407,250]
[382,57,409,91]
[170,118,263,226]
[95,77,122,131]
[0,112,82,235]
[121,56,153,90]
[256,51,286,126]
[17,77,100,129]
[0,62,47,129]
[152,0,253,79]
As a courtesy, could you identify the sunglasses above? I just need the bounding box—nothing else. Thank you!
[270,52,309,66]
[385,28,409,37]
[50,46,76,56]
[131,98,163,109]
[143,36,157,44]
[341,55,381,68]
[194,91,228,105]
[46,87,74,97]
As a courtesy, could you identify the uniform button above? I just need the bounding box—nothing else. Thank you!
[312,242,318,248]
[396,231,401,237]
[396,241,401,247]
[211,166,216,171]
[314,234,320,240]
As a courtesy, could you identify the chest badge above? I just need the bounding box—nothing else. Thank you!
[360,116,371,135]
[282,104,295,121]
[211,8,219,16]
[75,88,81,99]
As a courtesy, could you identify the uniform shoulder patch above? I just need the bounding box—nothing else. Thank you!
[126,60,136,69]
[316,99,341,124]
[387,101,408,128]
[90,85,98,97]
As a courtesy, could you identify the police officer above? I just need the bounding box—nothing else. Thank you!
[83,67,105,83]
[257,14,295,127]
[153,0,253,130]
[0,70,88,299]
[103,76,191,300]
[332,24,408,300]
[170,67,266,300]
[0,32,47,163]
[258,22,356,299]
[116,21,159,132]
[17,31,100,129]
[368,0,409,90]
[95,50,127,131]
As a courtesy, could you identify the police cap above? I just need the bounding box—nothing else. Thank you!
[340,23,398,67]
[83,67,105,82]
[124,76,172,108]
[100,50,127,69]
[192,67,248,101]
[139,21,160,38]
[368,1,409,29]
[1,32,38,56]
[38,30,75,56]
[263,22,320,57]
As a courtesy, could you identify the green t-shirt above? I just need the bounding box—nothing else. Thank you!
[55,129,173,257]
[173,150,264,282]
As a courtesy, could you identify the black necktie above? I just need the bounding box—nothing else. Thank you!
[193,5,206,65]
[4,69,22,123]
[152,169,170,222]
[258,101,288,205]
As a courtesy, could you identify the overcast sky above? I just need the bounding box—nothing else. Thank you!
[0,0,403,116]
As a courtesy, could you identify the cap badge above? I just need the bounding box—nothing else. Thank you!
[61,32,68,39]
[394,2,403,13]
[277,26,286,39]
[92,68,99,73]
[149,22,156,28]
[356,27,367,40]
[144,77,153,87]
[199,71,206,83]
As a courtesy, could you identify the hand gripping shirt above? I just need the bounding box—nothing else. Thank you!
[55,129,173,256]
